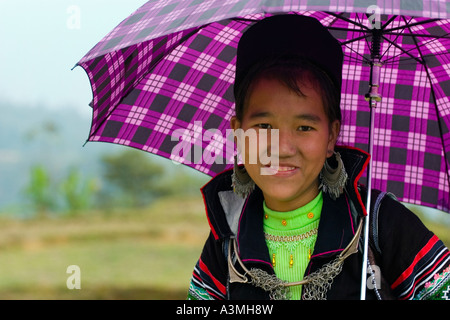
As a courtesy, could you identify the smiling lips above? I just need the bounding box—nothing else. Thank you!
[273,166,296,172]
[263,164,299,176]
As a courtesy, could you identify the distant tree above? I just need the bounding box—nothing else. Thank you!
[159,170,210,197]
[60,168,98,215]
[24,165,55,214]
[100,149,166,207]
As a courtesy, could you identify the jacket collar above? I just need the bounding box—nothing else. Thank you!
[201,146,370,264]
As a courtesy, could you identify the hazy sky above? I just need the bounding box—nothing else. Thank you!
[0,0,148,116]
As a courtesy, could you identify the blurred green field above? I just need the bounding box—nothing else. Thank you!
[0,195,448,300]
[0,194,209,299]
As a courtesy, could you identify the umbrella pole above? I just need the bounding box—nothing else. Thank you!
[360,29,382,300]
[360,97,377,300]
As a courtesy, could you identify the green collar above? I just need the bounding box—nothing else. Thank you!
[263,192,322,231]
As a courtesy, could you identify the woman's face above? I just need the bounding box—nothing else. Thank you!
[231,76,340,212]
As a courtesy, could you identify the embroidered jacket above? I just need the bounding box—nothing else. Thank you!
[188,146,450,300]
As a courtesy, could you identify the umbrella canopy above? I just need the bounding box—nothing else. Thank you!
[76,0,450,213]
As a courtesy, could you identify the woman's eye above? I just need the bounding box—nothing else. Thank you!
[257,123,272,129]
[298,126,313,132]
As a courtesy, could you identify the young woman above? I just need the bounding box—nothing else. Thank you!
[188,15,450,300]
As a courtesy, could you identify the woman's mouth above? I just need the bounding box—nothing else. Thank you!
[274,166,296,172]
[262,164,299,176]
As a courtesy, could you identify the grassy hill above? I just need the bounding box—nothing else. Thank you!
[0,194,209,299]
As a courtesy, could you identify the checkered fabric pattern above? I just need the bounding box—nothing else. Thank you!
[77,1,450,212]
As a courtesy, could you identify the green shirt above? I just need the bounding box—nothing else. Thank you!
[263,191,323,299]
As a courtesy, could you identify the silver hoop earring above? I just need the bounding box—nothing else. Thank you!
[319,151,348,200]
[231,155,255,198]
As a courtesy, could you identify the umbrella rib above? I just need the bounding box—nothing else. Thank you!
[385,32,450,39]
[231,17,260,22]
[327,26,371,33]
[421,51,450,60]
[404,17,450,189]
[380,16,397,30]
[340,33,371,45]
[342,42,371,64]
[325,11,369,30]
[353,12,372,51]
[380,35,424,64]
[381,51,450,66]
[383,18,440,33]
[379,16,414,61]
[382,29,450,64]
[344,54,368,64]
[381,17,444,64]
[349,13,374,63]
[326,11,345,28]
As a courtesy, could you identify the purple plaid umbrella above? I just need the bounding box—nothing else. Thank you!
[75,0,450,298]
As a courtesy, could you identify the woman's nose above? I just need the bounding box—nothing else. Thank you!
[277,129,297,157]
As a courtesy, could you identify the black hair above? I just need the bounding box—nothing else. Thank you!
[233,55,341,125]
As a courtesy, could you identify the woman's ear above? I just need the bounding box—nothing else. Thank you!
[230,116,241,130]
[230,116,243,154]
[327,120,341,157]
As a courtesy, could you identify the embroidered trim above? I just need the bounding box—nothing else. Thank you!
[188,282,214,300]
[264,228,318,261]
[264,228,318,242]
[414,266,450,300]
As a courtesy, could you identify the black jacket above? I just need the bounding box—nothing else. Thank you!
[189,146,450,300]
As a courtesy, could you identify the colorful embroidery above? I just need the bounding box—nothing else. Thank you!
[392,236,450,299]
[187,282,214,300]
[414,266,450,300]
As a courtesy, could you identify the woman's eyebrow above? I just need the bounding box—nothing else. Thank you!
[247,111,272,119]
[247,111,322,123]
[295,114,322,123]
